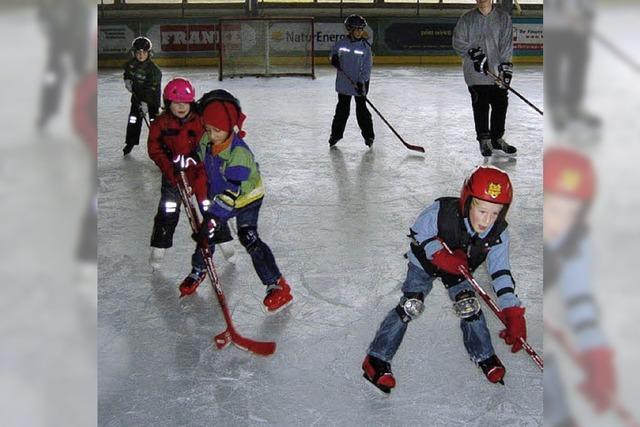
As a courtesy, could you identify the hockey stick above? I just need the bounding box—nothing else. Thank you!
[131,92,151,128]
[485,69,544,116]
[591,30,640,74]
[545,321,640,427]
[441,242,544,370]
[337,68,426,153]
[175,171,276,356]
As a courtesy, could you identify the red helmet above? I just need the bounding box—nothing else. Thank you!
[544,147,595,201]
[163,77,196,103]
[460,165,513,214]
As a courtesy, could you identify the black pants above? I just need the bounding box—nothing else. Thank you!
[150,175,234,248]
[330,91,374,141]
[468,85,509,142]
[544,30,590,124]
[125,102,157,147]
[150,176,181,248]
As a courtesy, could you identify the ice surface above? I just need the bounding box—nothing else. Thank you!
[98,64,543,426]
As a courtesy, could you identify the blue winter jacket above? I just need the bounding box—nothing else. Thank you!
[331,36,373,96]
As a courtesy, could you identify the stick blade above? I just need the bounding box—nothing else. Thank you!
[406,144,425,153]
[231,332,277,356]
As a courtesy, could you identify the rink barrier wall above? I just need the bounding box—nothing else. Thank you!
[99,55,542,69]
[98,16,542,68]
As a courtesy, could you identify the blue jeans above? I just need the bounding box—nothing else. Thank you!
[191,201,281,286]
[368,263,495,363]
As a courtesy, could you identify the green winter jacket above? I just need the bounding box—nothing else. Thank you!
[198,133,265,219]
[122,57,162,110]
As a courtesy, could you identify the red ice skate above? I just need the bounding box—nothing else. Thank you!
[263,276,293,313]
[179,268,206,297]
[362,355,396,394]
[478,354,506,385]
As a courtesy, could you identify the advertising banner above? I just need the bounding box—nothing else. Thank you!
[384,22,456,51]
[99,25,134,54]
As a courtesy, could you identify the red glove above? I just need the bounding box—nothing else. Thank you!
[499,306,526,352]
[431,248,468,276]
[579,347,616,413]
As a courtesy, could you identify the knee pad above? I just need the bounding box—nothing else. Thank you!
[238,226,260,251]
[395,292,425,323]
[453,290,481,321]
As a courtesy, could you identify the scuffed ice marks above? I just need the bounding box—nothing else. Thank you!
[99,65,542,426]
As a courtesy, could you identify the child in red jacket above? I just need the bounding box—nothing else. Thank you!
[146,78,209,271]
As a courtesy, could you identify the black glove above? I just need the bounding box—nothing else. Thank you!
[468,47,488,74]
[498,62,513,88]
[330,54,341,69]
[356,82,365,96]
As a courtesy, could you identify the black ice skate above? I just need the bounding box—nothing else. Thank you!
[362,355,396,394]
[478,354,506,385]
[364,138,374,148]
[479,139,492,158]
[123,143,134,156]
[328,136,341,148]
[491,138,517,157]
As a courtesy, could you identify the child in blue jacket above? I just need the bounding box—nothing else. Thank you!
[328,14,374,148]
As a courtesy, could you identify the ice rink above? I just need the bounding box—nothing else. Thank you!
[98,64,543,426]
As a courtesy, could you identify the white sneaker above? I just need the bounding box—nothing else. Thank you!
[149,248,165,271]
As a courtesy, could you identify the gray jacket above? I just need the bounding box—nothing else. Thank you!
[452,6,513,87]
[331,37,372,96]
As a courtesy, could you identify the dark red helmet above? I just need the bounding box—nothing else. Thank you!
[460,165,513,215]
[544,147,595,201]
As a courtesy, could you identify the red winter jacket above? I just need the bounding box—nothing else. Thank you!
[147,110,208,202]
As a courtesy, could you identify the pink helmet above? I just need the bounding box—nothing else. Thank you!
[163,77,196,103]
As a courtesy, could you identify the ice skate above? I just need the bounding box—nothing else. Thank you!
[328,136,341,148]
[479,139,492,158]
[123,143,134,156]
[263,276,293,313]
[178,268,206,297]
[149,247,165,271]
[491,138,517,157]
[478,354,506,384]
[218,241,237,264]
[362,355,396,394]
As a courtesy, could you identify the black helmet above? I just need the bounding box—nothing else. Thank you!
[344,14,367,32]
[132,36,152,52]
[196,89,242,116]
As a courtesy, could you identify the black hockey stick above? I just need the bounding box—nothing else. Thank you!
[546,321,640,427]
[441,242,544,370]
[591,30,640,74]
[176,171,276,356]
[337,68,426,153]
[486,69,544,116]
[131,92,151,128]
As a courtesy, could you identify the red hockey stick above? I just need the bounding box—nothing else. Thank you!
[545,321,640,427]
[441,242,543,370]
[337,68,426,153]
[176,171,276,356]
